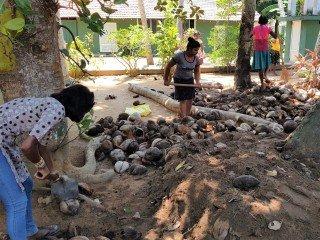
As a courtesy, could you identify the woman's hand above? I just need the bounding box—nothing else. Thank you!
[34,165,51,180]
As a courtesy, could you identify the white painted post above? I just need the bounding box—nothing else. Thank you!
[291,0,297,16]
[314,0,320,15]
[290,20,302,62]
[303,0,314,14]
[288,0,292,15]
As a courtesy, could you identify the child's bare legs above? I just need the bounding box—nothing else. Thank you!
[264,68,270,83]
[186,99,193,116]
[259,71,265,89]
[179,101,187,118]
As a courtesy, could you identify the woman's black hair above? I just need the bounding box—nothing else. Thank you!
[187,37,201,50]
[258,16,268,25]
[51,84,94,123]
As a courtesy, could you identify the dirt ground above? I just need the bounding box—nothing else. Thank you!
[1,73,320,240]
[80,73,249,122]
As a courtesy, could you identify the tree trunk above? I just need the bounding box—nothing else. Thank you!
[177,0,184,38]
[285,102,320,159]
[315,30,320,56]
[234,0,256,90]
[0,0,64,101]
[137,0,154,66]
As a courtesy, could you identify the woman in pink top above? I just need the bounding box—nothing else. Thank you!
[252,16,277,89]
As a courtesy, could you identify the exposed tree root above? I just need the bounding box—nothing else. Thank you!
[55,136,115,184]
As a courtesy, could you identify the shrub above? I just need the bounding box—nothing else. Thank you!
[207,24,239,66]
[67,33,94,78]
[154,2,179,67]
[108,24,153,76]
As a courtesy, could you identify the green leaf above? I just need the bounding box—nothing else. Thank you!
[114,0,127,4]
[60,48,70,57]
[14,0,32,15]
[175,161,186,171]
[80,59,86,69]
[101,5,117,14]
[0,0,5,14]
[123,206,133,214]
[4,18,25,31]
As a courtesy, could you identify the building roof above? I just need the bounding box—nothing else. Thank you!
[59,0,243,21]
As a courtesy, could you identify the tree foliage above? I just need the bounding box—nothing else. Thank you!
[208,24,240,66]
[153,1,179,67]
[207,0,240,66]
[67,33,94,78]
[108,24,153,76]
[155,0,204,20]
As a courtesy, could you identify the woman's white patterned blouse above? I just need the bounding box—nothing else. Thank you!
[0,97,65,190]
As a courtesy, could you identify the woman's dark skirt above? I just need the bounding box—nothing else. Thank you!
[173,77,195,101]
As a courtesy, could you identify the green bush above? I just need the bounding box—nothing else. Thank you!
[154,2,179,67]
[67,33,93,78]
[207,24,239,66]
[108,24,153,76]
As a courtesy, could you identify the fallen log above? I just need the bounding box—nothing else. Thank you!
[128,83,283,133]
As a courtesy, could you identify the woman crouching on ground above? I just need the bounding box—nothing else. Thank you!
[163,37,202,117]
[0,84,94,240]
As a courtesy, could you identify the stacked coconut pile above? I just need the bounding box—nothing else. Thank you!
[184,83,319,133]
[85,107,288,176]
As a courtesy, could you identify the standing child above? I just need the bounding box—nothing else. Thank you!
[252,16,277,89]
[164,37,202,118]
[269,38,281,76]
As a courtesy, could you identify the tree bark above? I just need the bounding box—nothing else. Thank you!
[285,102,320,159]
[234,0,256,90]
[137,0,154,66]
[0,0,64,101]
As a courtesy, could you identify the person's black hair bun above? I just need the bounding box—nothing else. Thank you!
[188,37,194,42]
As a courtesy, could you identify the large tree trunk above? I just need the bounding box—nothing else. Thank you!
[234,0,256,90]
[0,0,64,101]
[137,0,154,66]
[0,1,111,184]
[285,102,320,159]
[285,31,320,158]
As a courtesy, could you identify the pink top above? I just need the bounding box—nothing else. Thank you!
[252,24,272,51]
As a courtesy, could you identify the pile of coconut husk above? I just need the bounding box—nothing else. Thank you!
[84,107,298,179]
[190,83,318,128]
